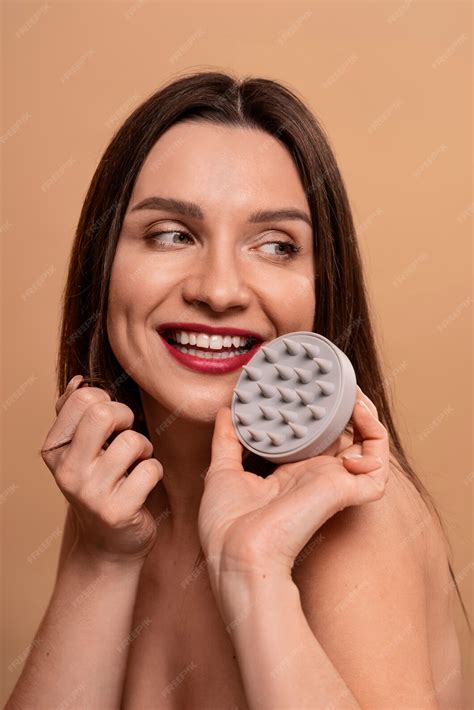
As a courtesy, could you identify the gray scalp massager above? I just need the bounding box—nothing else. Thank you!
[231,331,357,464]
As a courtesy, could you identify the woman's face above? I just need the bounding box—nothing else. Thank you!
[107,120,316,422]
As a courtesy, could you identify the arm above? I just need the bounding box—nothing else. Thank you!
[219,572,361,709]
[5,506,144,710]
[54,503,78,584]
[218,467,442,710]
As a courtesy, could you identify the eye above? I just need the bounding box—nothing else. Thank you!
[144,230,303,262]
[144,230,194,248]
[259,240,303,261]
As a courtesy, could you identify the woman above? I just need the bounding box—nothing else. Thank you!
[7,71,468,709]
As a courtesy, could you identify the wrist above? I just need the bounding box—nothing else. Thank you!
[69,538,147,574]
[215,567,300,631]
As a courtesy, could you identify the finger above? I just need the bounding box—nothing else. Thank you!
[338,442,363,463]
[340,451,384,472]
[55,375,84,415]
[97,430,154,487]
[43,387,111,470]
[115,457,163,514]
[209,406,244,473]
[351,421,363,446]
[66,401,135,472]
[355,385,378,418]
[349,396,388,462]
[350,386,378,446]
[345,460,388,504]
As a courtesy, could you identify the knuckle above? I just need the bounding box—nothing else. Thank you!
[87,401,114,425]
[99,503,122,528]
[118,429,143,450]
[74,387,110,407]
[40,446,53,465]
[372,473,386,497]
[141,458,162,477]
[374,480,386,498]
[114,402,134,418]
[55,465,80,495]
[137,462,154,478]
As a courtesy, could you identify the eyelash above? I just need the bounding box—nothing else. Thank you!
[144,230,303,261]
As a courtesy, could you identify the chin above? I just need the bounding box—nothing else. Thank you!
[183,398,232,425]
[150,388,232,425]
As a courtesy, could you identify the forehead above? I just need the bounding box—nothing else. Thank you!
[128,120,310,216]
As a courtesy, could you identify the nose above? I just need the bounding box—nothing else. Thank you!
[181,239,251,313]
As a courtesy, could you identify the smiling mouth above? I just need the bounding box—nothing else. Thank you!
[161,329,258,358]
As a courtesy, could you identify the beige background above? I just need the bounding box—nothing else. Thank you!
[1,0,472,705]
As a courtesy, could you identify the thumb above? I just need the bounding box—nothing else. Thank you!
[209,406,244,473]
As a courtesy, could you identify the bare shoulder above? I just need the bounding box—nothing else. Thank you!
[292,454,448,595]
[291,456,455,708]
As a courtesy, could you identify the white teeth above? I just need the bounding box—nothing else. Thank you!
[210,335,224,350]
[172,345,245,359]
[172,329,251,349]
[196,333,210,348]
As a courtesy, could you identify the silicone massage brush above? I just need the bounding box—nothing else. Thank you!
[231,331,357,464]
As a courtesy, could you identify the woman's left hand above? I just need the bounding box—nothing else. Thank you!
[198,385,390,584]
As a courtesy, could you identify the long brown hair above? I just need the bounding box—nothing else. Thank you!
[53,69,470,629]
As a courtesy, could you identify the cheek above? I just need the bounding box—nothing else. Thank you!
[288,271,316,306]
[107,262,136,331]
[106,257,155,375]
[106,252,153,352]
[259,270,316,330]
[107,250,169,318]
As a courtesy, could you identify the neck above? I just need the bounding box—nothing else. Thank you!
[139,390,215,548]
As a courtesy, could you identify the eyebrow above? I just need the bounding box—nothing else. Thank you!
[129,195,312,228]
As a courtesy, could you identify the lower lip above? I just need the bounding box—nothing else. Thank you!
[158,332,262,374]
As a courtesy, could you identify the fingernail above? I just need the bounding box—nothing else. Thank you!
[342,454,363,460]
[67,375,83,389]
[357,399,372,413]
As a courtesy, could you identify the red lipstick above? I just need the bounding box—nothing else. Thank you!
[157,331,263,374]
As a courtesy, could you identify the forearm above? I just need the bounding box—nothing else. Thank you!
[6,542,144,710]
[219,573,361,710]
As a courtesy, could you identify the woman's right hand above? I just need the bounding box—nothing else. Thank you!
[41,375,164,564]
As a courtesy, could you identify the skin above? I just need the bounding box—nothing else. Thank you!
[8,122,464,710]
[107,119,317,555]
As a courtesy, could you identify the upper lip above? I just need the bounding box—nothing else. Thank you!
[157,322,265,341]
